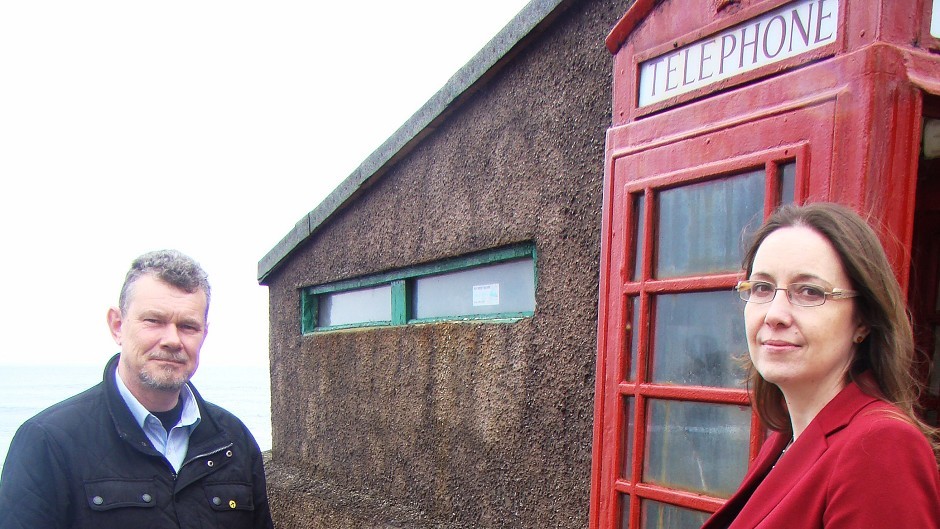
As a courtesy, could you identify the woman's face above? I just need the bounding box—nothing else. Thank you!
[745,226,866,402]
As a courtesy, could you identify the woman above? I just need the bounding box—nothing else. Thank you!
[702,203,939,528]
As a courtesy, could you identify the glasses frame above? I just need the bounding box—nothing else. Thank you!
[734,280,859,307]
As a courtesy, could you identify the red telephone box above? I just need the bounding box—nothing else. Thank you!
[591,1,940,527]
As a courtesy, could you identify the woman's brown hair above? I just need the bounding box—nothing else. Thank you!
[741,202,939,462]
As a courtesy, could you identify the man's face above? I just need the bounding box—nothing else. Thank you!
[109,274,208,402]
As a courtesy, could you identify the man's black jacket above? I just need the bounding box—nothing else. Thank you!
[0,354,274,529]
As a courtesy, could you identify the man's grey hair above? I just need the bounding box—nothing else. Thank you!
[119,250,211,315]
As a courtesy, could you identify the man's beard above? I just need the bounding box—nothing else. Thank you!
[138,360,192,391]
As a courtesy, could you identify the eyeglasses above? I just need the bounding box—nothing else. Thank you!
[735,280,859,307]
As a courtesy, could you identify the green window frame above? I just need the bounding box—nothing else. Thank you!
[301,242,537,333]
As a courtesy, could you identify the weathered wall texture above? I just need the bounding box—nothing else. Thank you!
[262,0,634,526]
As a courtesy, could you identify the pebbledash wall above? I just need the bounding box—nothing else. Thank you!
[257,0,634,527]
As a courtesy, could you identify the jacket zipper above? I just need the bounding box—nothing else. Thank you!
[181,442,234,469]
[172,442,235,482]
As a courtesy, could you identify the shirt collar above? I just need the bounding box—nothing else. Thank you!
[115,369,201,430]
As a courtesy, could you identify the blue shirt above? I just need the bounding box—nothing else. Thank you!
[115,371,201,472]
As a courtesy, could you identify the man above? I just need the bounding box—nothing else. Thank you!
[0,250,274,529]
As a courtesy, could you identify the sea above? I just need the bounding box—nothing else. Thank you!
[0,364,272,477]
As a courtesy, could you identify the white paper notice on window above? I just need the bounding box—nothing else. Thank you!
[473,284,500,306]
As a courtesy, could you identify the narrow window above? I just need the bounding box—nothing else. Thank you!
[302,243,536,333]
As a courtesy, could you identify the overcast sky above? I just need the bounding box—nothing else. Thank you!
[0,1,532,367]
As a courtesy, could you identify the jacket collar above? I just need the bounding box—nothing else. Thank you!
[103,353,227,459]
[728,375,881,528]
[115,366,201,432]
[103,353,160,455]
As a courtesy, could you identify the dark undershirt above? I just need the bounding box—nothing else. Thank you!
[152,397,183,432]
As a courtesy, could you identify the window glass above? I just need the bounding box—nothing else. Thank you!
[621,397,635,479]
[644,400,751,497]
[318,285,392,327]
[656,170,765,277]
[620,494,631,529]
[627,297,640,381]
[307,245,535,332]
[780,161,796,205]
[640,499,710,529]
[412,258,535,320]
[632,194,645,281]
[651,291,747,388]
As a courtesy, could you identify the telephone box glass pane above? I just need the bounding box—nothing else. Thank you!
[412,258,535,319]
[656,170,764,277]
[633,194,646,281]
[780,161,796,204]
[621,397,635,479]
[651,291,747,388]
[644,400,751,497]
[640,499,710,529]
[318,285,392,327]
[620,494,631,529]
[628,296,640,381]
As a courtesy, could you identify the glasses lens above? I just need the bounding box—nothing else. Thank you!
[789,283,826,306]
[746,281,775,303]
[737,282,754,301]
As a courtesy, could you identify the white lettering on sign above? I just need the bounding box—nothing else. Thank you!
[637,0,839,107]
[473,284,500,306]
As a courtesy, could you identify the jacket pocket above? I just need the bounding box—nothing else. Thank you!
[82,477,158,529]
[204,481,255,512]
[84,477,159,511]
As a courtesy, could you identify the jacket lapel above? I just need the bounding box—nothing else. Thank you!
[729,422,827,527]
[728,378,880,528]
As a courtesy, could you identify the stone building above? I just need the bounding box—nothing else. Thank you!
[257,0,632,526]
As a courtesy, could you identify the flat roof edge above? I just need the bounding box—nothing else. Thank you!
[258,0,572,283]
